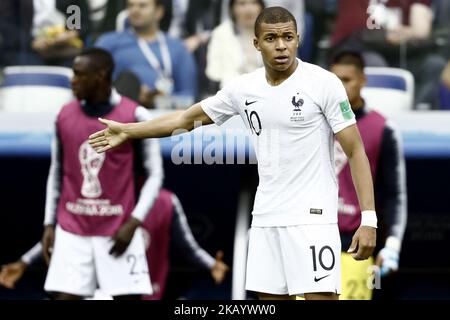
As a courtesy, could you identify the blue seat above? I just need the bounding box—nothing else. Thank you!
[361,67,415,115]
[2,73,70,88]
[0,66,73,114]
[439,82,450,110]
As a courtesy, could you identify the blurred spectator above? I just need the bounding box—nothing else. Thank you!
[95,0,197,109]
[167,0,188,38]
[206,0,265,88]
[331,0,446,109]
[0,0,90,67]
[442,61,450,90]
[220,0,305,36]
[154,0,222,99]
[179,0,222,52]
[304,0,338,64]
[86,0,127,45]
[331,50,407,299]
[219,0,310,63]
[0,189,229,300]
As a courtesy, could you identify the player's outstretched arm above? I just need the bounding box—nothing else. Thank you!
[89,103,213,153]
[336,124,377,261]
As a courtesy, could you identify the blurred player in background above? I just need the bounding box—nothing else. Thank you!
[0,189,229,299]
[330,50,407,300]
[88,7,378,300]
[41,48,163,300]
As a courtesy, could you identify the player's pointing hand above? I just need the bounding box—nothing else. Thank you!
[89,118,129,153]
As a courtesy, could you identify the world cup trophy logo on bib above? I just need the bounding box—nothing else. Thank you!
[79,140,105,198]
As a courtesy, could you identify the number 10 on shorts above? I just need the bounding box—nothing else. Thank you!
[309,245,335,272]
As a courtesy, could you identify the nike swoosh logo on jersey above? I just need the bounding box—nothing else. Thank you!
[314,274,331,282]
[245,100,257,106]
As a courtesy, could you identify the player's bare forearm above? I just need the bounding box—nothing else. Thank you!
[347,147,375,211]
[124,110,185,139]
[89,103,214,153]
[336,125,375,211]
[125,103,213,139]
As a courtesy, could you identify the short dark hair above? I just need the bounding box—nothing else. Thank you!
[78,48,115,81]
[331,50,366,71]
[254,6,297,37]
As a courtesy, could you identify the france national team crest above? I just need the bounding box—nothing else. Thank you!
[290,93,304,122]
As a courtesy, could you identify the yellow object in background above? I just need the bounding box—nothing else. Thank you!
[340,253,374,300]
[39,24,83,48]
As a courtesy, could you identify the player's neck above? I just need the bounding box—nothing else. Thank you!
[265,59,298,86]
[85,88,111,106]
[134,24,159,41]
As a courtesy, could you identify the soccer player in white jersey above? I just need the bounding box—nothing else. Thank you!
[89,6,377,300]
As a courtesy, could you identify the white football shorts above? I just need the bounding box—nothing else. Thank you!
[44,225,152,297]
[245,224,341,296]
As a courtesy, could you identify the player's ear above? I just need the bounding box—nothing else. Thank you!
[254,38,260,51]
[296,33,300,48]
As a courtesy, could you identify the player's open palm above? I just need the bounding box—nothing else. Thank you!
[89,118,128,153]
[0,261,27,289]
[347,226,376,261]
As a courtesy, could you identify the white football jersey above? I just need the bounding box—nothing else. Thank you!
[201,59,356,227]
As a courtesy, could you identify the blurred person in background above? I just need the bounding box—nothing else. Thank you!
[331,50,407,300]
[168,0,223,98]
[0,189,229,300]
[41,48,162,300]
[331,0,446,109]
[219,0,304,36]
[206,0,265,88]
[95,0,197,109]
[85,0,127,45]
[0,0,90,67]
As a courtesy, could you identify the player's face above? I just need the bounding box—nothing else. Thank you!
[331,64,366,107]
[254,21,299,73]
[71,56,98,100]
[127,0,163,30]
[232,0,263,29]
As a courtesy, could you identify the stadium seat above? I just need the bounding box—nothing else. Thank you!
[439,82,450,110]
[361,67,415,115]
[0,66,74,114]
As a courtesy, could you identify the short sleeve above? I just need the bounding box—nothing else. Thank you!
[200,84,239,126]
[322,74,356,134]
